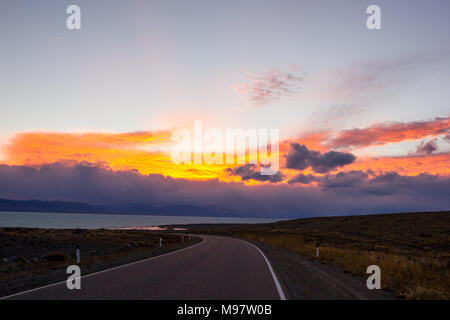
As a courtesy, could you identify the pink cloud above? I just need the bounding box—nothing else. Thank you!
[229,66,306,106]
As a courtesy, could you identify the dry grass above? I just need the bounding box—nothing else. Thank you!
[238,232,449,299]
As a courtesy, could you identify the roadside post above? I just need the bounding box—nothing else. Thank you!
[76,244,80,264]
[182,235,184,243]
[160,237,162,247]
[316,242,320,258]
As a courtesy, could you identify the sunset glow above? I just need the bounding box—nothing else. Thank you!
[1,0,449,218]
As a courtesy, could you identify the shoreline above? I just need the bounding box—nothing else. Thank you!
[0,210,284,230]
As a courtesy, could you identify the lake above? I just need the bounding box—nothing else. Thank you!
[0,211,284,229]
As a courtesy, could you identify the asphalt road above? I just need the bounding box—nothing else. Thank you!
[4,235,284,300]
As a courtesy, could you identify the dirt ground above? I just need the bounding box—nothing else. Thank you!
[251,240,395,299]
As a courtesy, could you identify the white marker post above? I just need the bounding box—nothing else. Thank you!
[316,242,320,258]
[182,235,184,244]
[160,237,162,248]
[76,245,80,264]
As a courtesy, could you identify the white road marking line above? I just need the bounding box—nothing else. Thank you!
[247,242,287,300]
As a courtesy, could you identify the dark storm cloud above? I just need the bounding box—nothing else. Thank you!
[0,163,448,218]
[360,172,447,197]
[321,171,369,188]
[226,164,284,183]
[288,169,450,200]
[285,143,355,173]
[318,170,394,195]
[287,174,319,185]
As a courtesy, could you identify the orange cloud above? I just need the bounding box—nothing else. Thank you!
[281,132,330,152]
[328,117,449,149]
[2,126,448,186]
[0,131,245,182]
[345,153,450,176]
[3,131,167,165]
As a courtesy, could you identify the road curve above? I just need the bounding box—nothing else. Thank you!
[4,235,283,300]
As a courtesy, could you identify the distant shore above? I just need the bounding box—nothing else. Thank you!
[0,210,283,229]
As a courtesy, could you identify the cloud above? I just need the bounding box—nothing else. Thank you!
[287,173,319,185]
[328,117,449,149]
[415,139,438,155]
[288,171,370,188]
[288,169,450,199]
[0,162,448,218]
[305,53,450,109]
[319,170,448,197]
[344,152,450,176]
[225,164,284,183]
[2,127,449,186]
[361,172,449,197]
[1,130,234,181]
[285,143,355,173]
[321,171,369,189]
[229,66,306,106]
[444,134,450,142]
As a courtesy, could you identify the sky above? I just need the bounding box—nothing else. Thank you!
[0,0,449,217]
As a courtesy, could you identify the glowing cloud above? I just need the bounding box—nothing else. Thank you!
[328,117,449,149]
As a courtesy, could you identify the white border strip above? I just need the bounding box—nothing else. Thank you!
[247,242,286,300]
[0,236,205,300]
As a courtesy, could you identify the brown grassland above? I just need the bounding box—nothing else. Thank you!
[188,211,450,299]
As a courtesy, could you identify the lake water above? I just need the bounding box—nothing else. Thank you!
[0,211,284,229]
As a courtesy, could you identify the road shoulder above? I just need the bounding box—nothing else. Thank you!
[248,240,396,300]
